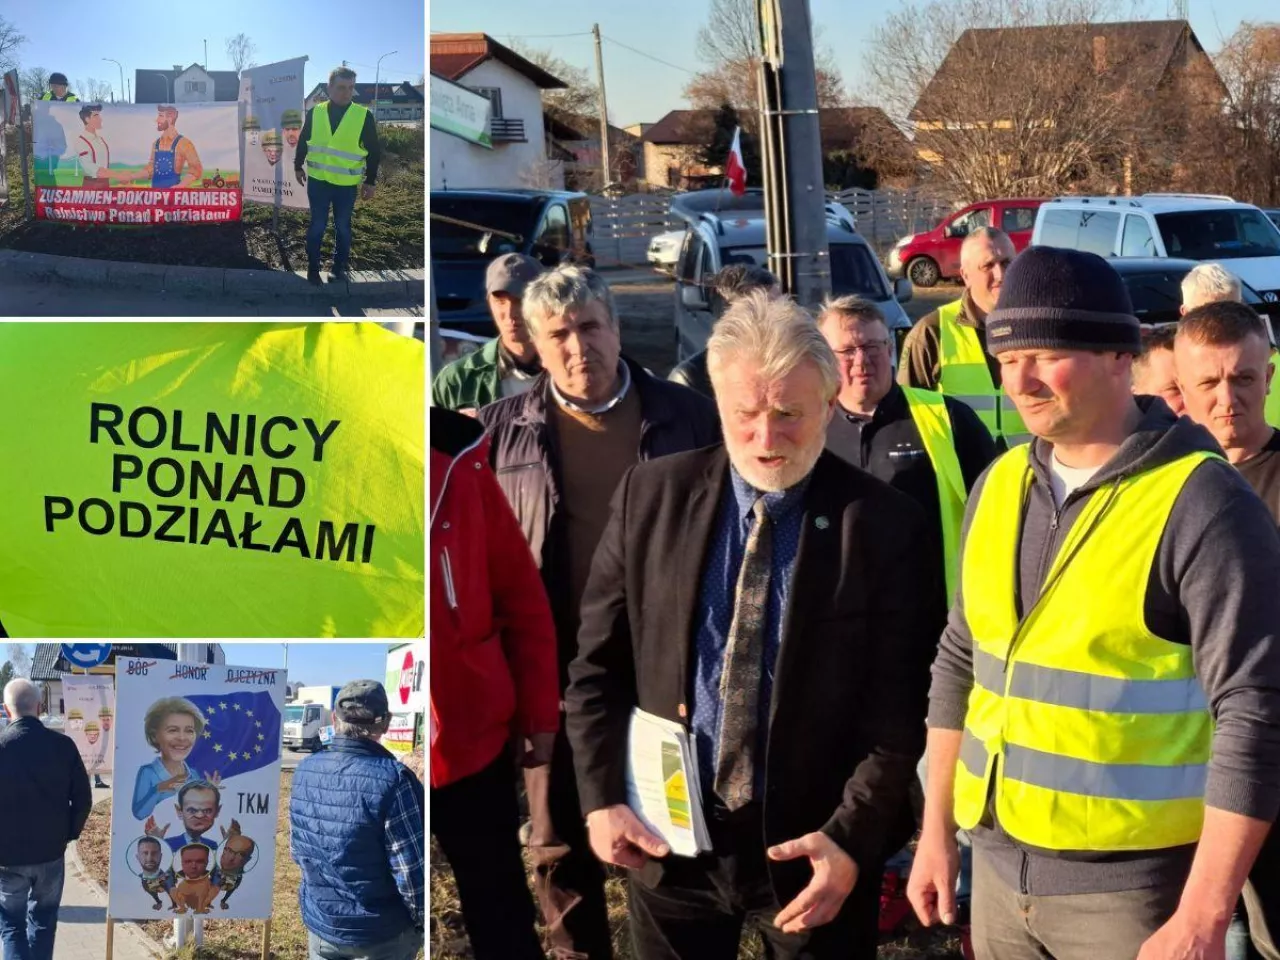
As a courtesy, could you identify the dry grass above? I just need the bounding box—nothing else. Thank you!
[79,755,426,959]
[430,840,963,959]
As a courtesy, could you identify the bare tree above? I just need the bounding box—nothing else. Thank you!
[864,0,1203,200]
[0,16,25,73]
[19,66,49,104]
[1205,22,1280,206]
[77,77,114,103]
[225,33,258,76]
[510,42,600,128]
[6,644,31,680]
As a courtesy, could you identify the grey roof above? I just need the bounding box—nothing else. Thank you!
[134,65,241,103]
[308,82,424,106]
[29,644,214,681]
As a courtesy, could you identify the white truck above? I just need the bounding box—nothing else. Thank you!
[283,685,340,752]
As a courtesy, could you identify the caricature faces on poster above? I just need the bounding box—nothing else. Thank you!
[109,658,284,921]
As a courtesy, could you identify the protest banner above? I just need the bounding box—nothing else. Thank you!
[0,322,426,638]
[239,57,308,211]
[109,656,285,921]
[32,101,242,225]
[62,674,116,774]
[382,642,425,754]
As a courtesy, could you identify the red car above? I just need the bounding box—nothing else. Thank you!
[887,198,1046,287]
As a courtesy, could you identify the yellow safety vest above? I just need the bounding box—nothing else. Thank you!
[1267,349,1280,430]
[936,300,1030,448]
[901,386,968,603]
[41,92,79,101]
[306,102,369,187]
[954,444,1216,851]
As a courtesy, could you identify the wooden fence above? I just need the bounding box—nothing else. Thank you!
[588,188,957,269]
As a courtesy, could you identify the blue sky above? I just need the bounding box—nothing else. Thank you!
[10,643,392,690]
[430,0,1279,127]
[3,0,425,101]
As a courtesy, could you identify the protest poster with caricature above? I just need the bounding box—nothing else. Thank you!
[62,674,115,774]
[108,656,285,920]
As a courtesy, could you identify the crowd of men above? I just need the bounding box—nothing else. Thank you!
[430,227,1280,960]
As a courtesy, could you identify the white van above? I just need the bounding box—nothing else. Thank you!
[1031,195,1280,302]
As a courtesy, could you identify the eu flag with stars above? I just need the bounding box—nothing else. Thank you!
[184,691,281,780]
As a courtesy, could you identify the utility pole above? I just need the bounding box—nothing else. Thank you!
[203,39,208,72]
[103,59,124,105]
[756,0,831,307]
[592,24,612,191]
[127,78,131,102]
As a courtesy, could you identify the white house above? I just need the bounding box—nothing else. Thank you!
[134,64,240,104]
[429,33,566,190]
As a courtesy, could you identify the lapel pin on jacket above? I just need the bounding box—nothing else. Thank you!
[814,516,829,530]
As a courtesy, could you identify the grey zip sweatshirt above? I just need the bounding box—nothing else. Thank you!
[929,397,1280,895]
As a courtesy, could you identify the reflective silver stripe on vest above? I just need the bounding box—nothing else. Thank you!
[1008,663,1208,714]
[1003,743,1206,801]
[309,144,366,163]
[960,730,989,778]
[307,159,362,176]
[951,394,998,412]
[973,647,1006,694]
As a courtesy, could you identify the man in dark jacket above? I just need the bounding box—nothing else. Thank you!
[0,679,92,960]
[567,291,941,958]
[479,264,720,959]
[668,263,779,398]
[290,681,423,960]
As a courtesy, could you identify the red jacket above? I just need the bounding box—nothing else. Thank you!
[430,407,559,789]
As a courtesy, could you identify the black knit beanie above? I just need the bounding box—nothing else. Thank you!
[985,246,1141,356]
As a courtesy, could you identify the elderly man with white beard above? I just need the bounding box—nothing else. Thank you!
[565,290,943,960]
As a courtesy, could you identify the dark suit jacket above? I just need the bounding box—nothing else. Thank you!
[565,445,942,903]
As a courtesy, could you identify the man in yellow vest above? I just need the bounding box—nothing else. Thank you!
[906,247,1280,960]
[817,294,996,605]
[294,66,383,285]
[899,227,1028,447]
[40,73,79,102]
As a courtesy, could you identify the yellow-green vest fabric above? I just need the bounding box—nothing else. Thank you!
[41,92,79,101]
[1267,348,1280,429]
[954,444,1215,851]
[901,386,967,604]
[306,102,369,187]
[936,300,1030,447]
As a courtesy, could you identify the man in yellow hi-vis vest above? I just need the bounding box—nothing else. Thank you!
[294,66,383,285]
[40,72,79,102]
[905,247,1280,960]
[899,228,1029,446]
[0,322,424,639]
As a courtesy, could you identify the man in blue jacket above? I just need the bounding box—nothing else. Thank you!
[290,680,423,960]
[0,679,92,960]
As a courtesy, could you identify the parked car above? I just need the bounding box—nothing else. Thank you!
[1107,257,1280,336]
[431,189,595,337]
[887,198,1046,287]
[1031,194,1280,301]
[673,211,914,364]
[1264,209,1280,232]
[648,229,685,271]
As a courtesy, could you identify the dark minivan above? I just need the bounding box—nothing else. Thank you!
[431,189,594,336]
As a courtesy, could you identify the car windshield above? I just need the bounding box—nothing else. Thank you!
[284,706,307,722]
[722,245,890,300]
[430,197,540,259]
[1154,210,1280,261]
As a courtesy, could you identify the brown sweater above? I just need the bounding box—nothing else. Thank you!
[551,385,643,639]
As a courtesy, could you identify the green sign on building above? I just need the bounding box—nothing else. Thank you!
[430,74,493,149]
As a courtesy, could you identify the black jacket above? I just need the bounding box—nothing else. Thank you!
[825,383,997,603]
[0,718,92,866]
[478,357,720,685]
[666,350,714,399]
[566,446,943,899]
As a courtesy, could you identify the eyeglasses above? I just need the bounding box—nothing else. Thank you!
[834,340,890,358]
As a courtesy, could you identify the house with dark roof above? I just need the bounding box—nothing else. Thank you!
[908,19,1226,181]
[135,64,240,104]
[430,32,567,189]
[304,81,425,124]
[30,644,225,716]
[546,111,645,190]
[639,107,911,189]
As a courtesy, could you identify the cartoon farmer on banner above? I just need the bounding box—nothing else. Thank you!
[262,129,283,167]
[282,109,303,148]
[123,105,203,188]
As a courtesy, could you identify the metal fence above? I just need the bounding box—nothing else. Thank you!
[830,187,955,257]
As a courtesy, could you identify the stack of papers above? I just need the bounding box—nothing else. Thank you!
[625,707,711,856]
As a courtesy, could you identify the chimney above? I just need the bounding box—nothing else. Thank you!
[1092,35,1107,73]
[173,65,183,73]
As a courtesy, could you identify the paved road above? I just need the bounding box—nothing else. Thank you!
[2,279,423,317]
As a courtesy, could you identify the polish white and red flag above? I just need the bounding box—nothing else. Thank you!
[725,126,747,196]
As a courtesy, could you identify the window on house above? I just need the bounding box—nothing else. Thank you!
[184,81,206,94]
[468,86,503,118]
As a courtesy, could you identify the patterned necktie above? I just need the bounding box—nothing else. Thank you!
[714,497,773,810]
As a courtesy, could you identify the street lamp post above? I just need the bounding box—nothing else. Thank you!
[103,58,124,103]
[152,71,172,104]
[374,50,398,122]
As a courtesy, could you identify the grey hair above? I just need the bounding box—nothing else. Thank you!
[333,715,392,741]
[816,294,887,328]
[522,265,618,338]
[960,226,1013,264]
[328,66,357,85]
[3,679,40,718]
[1181,263,1242,310]
[706,290,840,401]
